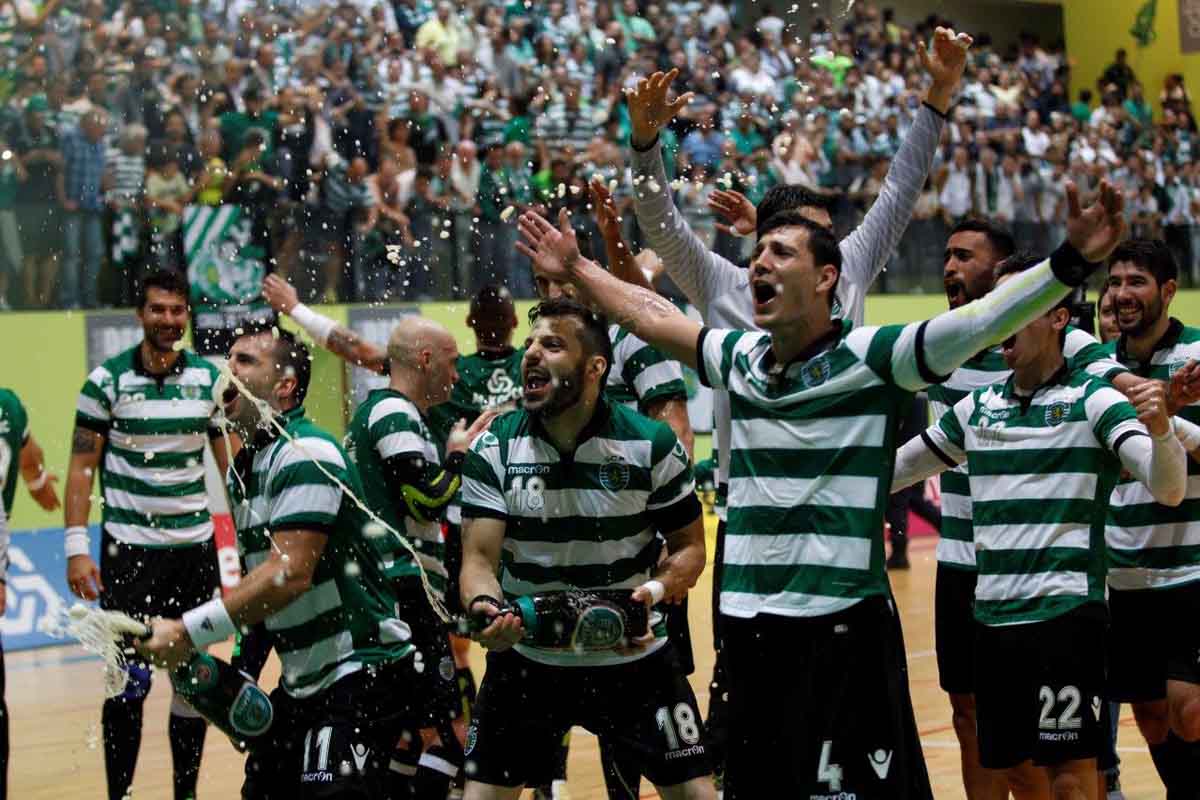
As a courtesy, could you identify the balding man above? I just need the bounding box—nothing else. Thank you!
[345,315,497,796]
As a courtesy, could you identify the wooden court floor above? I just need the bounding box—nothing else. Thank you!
[6,527,1164,798]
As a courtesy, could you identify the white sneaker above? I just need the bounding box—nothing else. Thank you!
[531,780,571,800]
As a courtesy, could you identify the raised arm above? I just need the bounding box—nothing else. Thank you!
[839,28,971,291]
[626,70,744,312]
[518,209,701,368]
[591,177,652,291]
[888,181,1127,391]
[261,274,389,374]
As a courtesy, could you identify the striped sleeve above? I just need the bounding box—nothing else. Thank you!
[646,423,694,510]
[696,328,748,390]
[461,431,508,520]
[75,366,114,431]
[623,336,687,408]
[368,397,427,460]
[266,437,347,533]
[925,391,973,464]
[1084,381,1143,454]
[1064,328,1128,381]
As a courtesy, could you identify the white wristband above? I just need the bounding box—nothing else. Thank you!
[64,526,90,558]
[289,303,337,346]
[26,470,48,491]
[182,598,238,649]
[641,579,666,605]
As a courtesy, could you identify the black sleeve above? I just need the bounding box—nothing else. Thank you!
[382,452,464,524]
[647,492,703,538]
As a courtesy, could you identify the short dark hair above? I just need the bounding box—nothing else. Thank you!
[528,297,614,388]
[1108,238,1178,286]
[950,218,1016,261]
[757,210,843,308]
[137,269,190,308]
[755,185,833,238]
[236,321,313,406]
[470,284,516,327]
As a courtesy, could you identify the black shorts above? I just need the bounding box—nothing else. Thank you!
[99,530,221,620]
[935,564,978,695]
[663,595,694,676]
[392,579,463,725]
[975,610,1106,769]
[720,598,933,799]
[465,645,710,789]
[242,658,422,799]
[1108,581,1200,701]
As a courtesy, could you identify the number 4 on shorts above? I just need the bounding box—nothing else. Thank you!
[817,740,843,791]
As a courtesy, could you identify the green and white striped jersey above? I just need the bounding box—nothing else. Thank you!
[75,346,220,547]
[925,366,1143,625]
[427,348,525,526]
[698,321,924,619]
[229,406,413,699]
[0,388,28,517]
[460,400,696,667]
[929,327,1127,569]
[1102,318,1200,590]
[605,324,687,412]
[345,389,447,600]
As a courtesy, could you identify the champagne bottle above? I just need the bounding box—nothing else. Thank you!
[171,652,274,750]
[467,590,650,651]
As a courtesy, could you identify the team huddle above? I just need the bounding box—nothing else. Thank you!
[0,24,1197,800]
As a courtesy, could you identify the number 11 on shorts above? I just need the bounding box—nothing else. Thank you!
[817,740,843,791]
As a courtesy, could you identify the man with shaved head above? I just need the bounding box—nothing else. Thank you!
[345,314,498,796]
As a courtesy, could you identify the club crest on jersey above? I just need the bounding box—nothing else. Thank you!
[1169,361,1188,378]
[599,455,631,491]
[801,356,832,388]
[1044,401,1071,426]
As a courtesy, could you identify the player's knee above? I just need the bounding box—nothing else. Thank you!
[1172,692,1200,742]
[1132,700,1171,744]
[1048,769,1087,800]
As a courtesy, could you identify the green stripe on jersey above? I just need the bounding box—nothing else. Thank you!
[0,388,29,516]
[605,324,686,412]
[1102,319,1200,589]
[76,346,219,547]
[460,400,694,667]
[228,406,413,699]
[928,327,1127,569]
[699,322,916,619]
[346,389,447,598]
[926,366,1139,625]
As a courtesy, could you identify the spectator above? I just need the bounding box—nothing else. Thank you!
[475,143,510,291]
[1021,110,1051,159]
[57,109,107,309]
[11,93,62,308]
[193,130,228,206]
[681,107,724,170]
[1071,88,1093,124]
[0,139,24,310]
[105,122,148,300]
[218,85,279,163]
[1124,82,1153,129]
[315,153,374,301]
[144,144,192,272]
[415,1,463,67]
[1100,48,1136,100]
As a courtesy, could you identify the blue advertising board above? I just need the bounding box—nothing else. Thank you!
[0,525,101,651]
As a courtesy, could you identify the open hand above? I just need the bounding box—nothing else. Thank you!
[626,69,694,149]
[1066,180,1126,263]
[446,409,500,455]
[515,208,582,286]
[708,189,757,237]
[918,26,973,90]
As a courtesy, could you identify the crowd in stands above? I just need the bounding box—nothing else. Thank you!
[0,0,1194,310]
